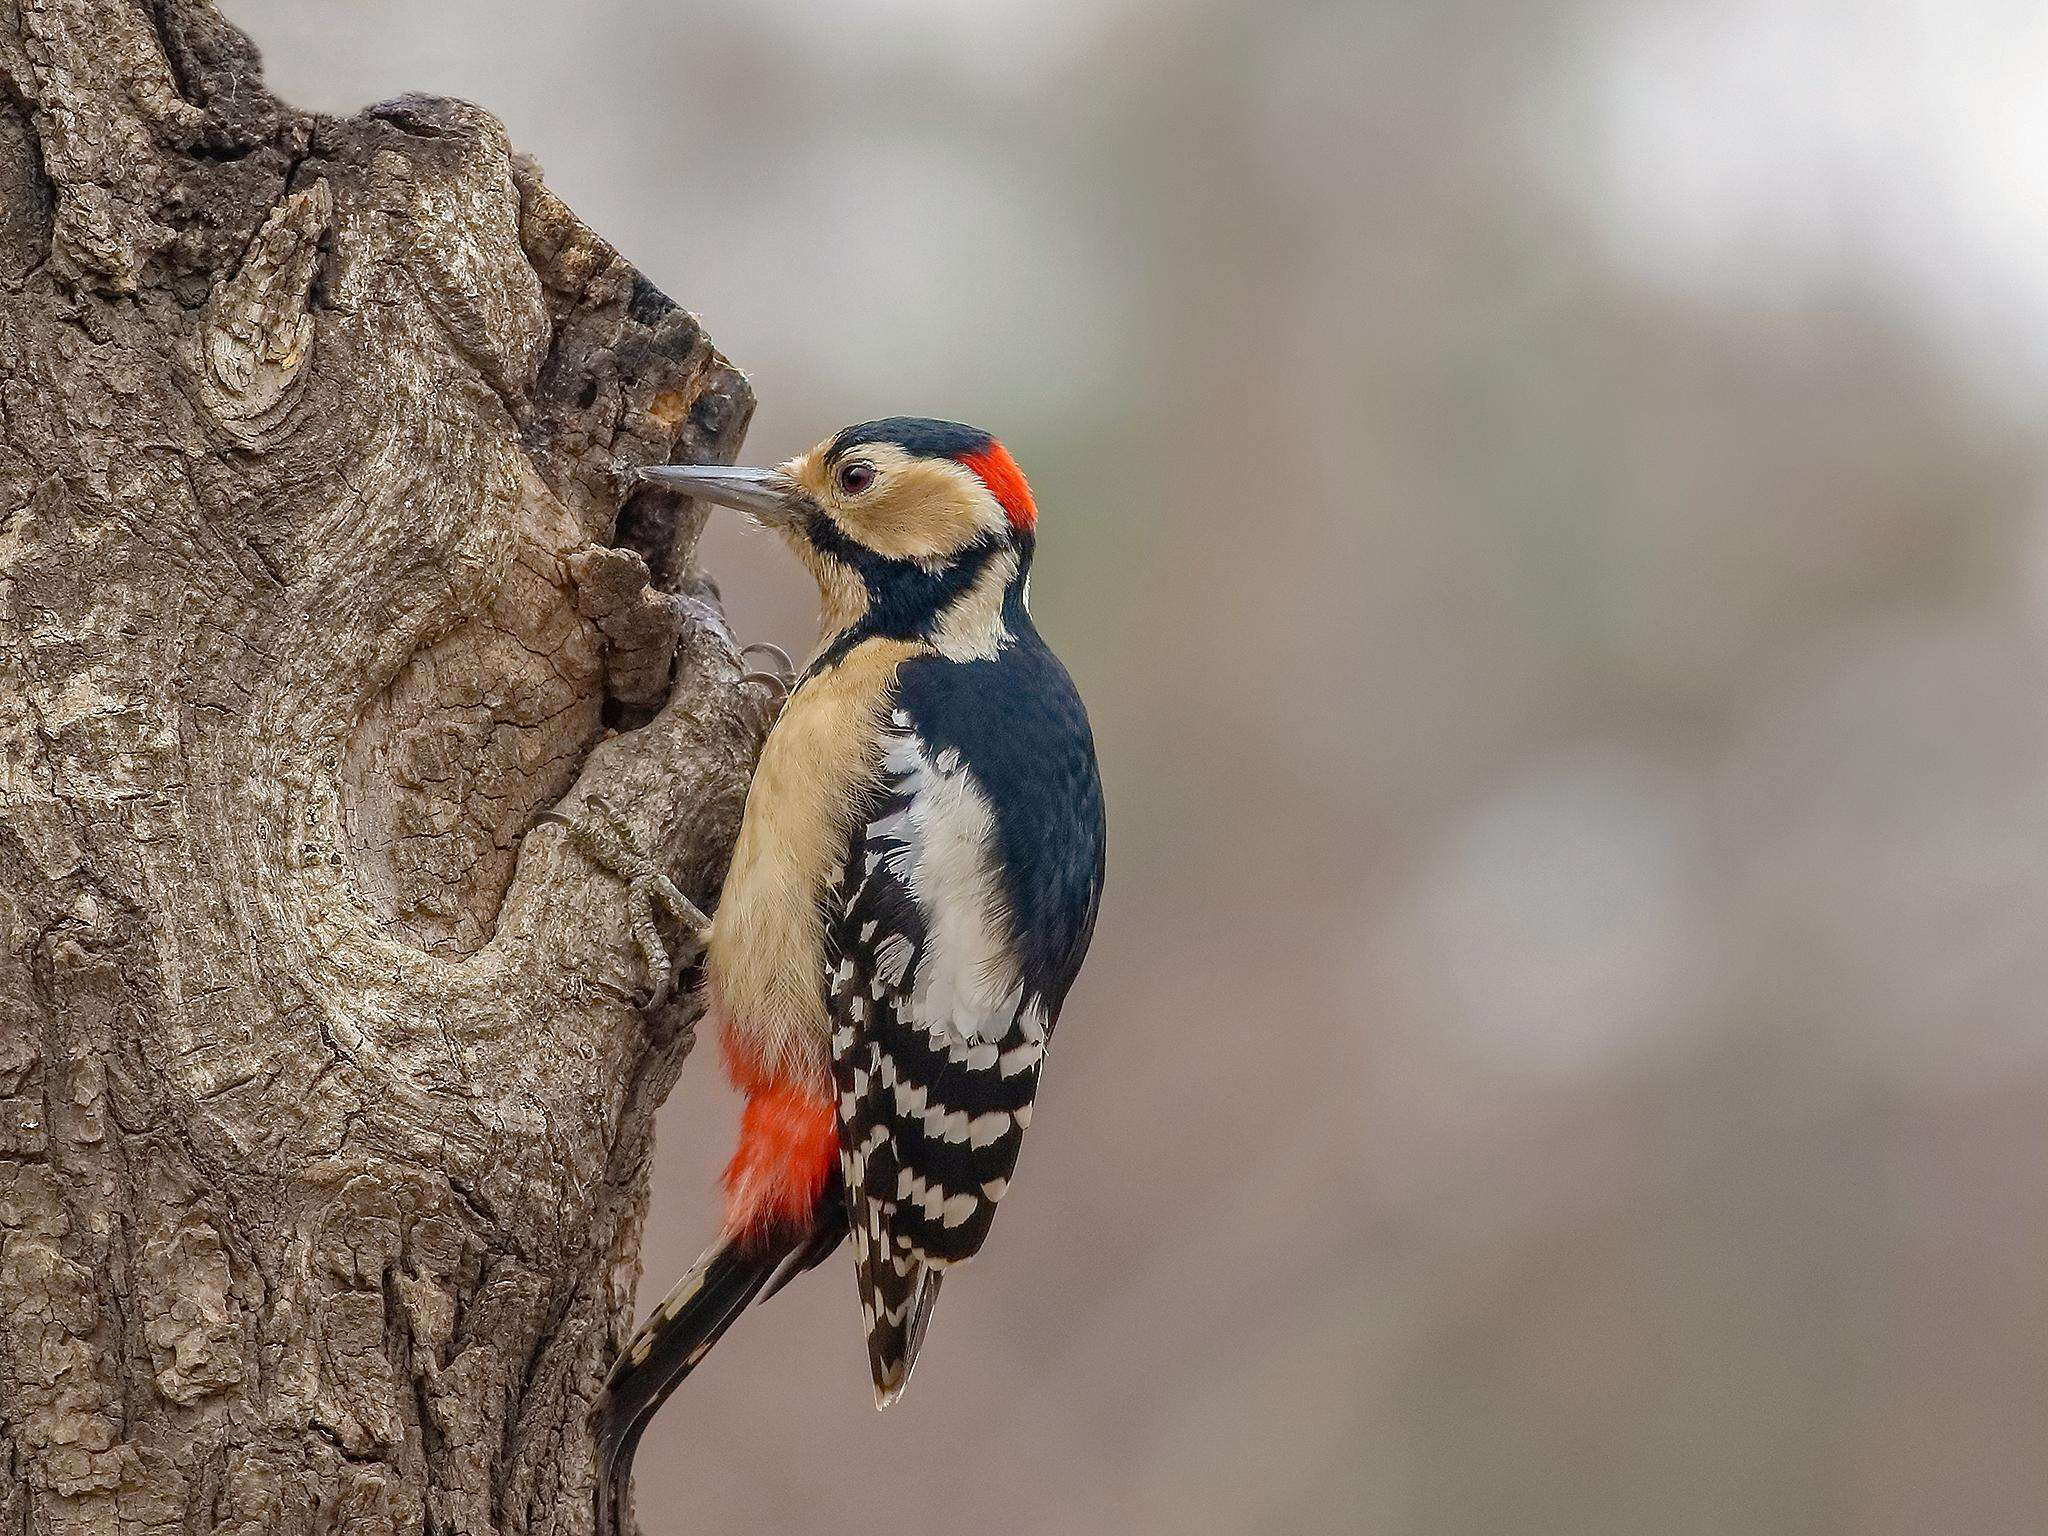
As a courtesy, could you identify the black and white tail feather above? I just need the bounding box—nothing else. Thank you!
[595,1214,841,1536]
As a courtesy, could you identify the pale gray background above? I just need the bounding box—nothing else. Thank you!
[234,3,2048,1532]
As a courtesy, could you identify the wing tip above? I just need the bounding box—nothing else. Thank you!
[865,1336,916,1409]
[861,1262,943,1408]
[872,1370,910,1410]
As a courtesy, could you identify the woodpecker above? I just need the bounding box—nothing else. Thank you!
[583,419,1105,1534]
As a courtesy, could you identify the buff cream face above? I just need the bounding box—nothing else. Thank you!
[781,439,1011,563]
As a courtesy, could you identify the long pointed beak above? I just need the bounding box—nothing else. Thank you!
[634,463,799,526]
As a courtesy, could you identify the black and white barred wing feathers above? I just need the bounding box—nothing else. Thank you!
[827,722,1051,1403]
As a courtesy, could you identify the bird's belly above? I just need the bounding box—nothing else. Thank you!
[706,636,921,1096]
[706,834,832,1095]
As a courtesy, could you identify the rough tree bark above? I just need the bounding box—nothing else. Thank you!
[0,4,762,1533]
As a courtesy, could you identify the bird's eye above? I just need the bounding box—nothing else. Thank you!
[836,460,876,496]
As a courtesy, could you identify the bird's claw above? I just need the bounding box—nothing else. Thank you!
[741,643,794,729]
[636,867,709,1007]
[741,641,795,680]
[739,641,796,728]
[537,793,709,1008]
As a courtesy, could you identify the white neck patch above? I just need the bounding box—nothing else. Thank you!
[930,546,1020,663]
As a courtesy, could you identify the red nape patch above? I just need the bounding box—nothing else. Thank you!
[721,1082,836,1244]
[957,440,1038,532]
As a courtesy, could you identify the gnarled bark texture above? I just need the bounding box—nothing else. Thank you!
[0,4,759,1533]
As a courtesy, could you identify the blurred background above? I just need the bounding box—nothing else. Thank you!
[236,3,2048,1532]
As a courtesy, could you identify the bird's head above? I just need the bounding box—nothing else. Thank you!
[638,418,1038,658]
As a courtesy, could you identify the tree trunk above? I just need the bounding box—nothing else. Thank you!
[0,4,760,1533]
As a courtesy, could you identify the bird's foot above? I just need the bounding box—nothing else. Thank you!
[739,641,796,728]
[536,793,708,1007]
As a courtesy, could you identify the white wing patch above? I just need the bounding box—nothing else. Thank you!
[871,732,1021,1045]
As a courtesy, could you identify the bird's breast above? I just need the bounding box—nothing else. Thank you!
[708,637,925,1093]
